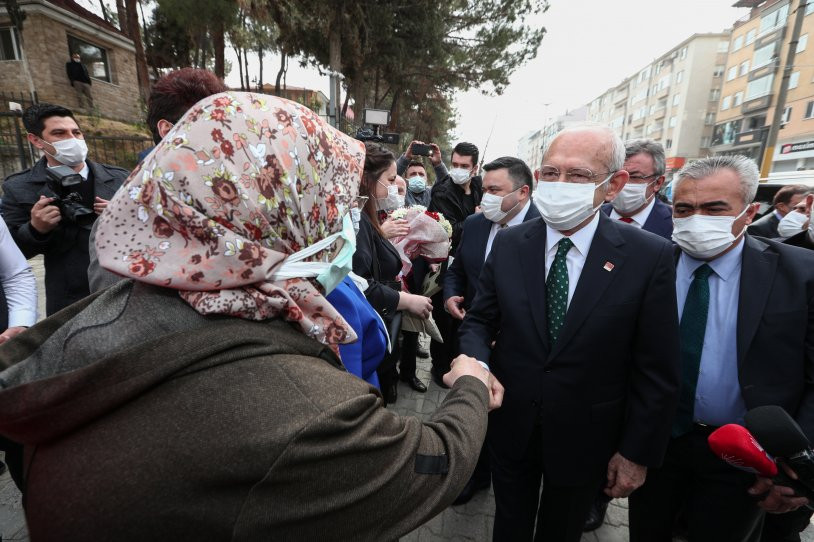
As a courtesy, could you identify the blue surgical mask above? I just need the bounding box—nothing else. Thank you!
[269,212,356,295]
[408,176,427,193]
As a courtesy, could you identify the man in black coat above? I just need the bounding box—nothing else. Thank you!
[1,103,127,315]
[748,183,809,238]
[458,125,681,541]
[629,155,814,542]
[66,52,93,110]
[443,155,539,506]
[427,142,483,385]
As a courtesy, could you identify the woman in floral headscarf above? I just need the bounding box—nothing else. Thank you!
[0,92,498,541]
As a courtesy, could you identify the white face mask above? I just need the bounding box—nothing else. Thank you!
[481,188,521,223]
[672,206,748,260]
[611,180,654,215]
[449,167,471,185]
[532,174,612,231]
[777,210,808,238]
[376,183,402,211]
[42,137,88,167]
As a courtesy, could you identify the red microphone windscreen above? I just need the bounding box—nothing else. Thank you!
[708,424,778,477]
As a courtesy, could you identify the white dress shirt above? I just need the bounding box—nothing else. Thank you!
[609,197,656,228]
[0,218,37,327]
[545,211,600,306]
[484,199,531,260]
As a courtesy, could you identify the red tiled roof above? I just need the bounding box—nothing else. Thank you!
[45,0,124,35]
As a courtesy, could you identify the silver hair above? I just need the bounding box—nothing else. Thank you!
[544,122,625,173]
[674,155,759,205]
[624,138,666,176]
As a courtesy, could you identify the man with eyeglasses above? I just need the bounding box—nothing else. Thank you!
[457,124,680,541]
[600,138,672,241]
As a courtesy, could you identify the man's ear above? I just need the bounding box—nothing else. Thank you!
[806,194,814,215]
[27,133,43,150]
[157,119,174,140]
[605,170,630,201]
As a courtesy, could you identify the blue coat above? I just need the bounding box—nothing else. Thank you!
[443,203,540,310]
[601,198,673,240]
[327,276,388,388]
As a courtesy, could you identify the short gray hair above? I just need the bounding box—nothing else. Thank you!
[674,155,759,205]
[545,122,625,173]
[625,138,665,177]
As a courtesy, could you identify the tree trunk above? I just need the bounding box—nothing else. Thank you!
[329,24,341,126]
[125,0,150,100]
[236,46,244,90]
[275,50,286,95]
[98,0,109,22]
[389,88,403,131]
[350,75,365,119]
[257,46,263,91]
[374,66,380,105]
[212,19,225,79]
[341,92,350,117]
[116,0,127,34]
[243,47,250,90]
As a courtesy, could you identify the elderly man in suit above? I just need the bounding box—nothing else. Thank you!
[443,155,539,505]
[748,184,809,238]
[457,124,681,541]
[628,155,814,542]
[600,138,672,240]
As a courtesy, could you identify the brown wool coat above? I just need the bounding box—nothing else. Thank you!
[0,281,488,541]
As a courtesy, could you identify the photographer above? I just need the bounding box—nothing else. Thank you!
[397,141,447,208]
[1,103,127,315]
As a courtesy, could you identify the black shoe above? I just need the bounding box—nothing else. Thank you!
[401,375,427,393]
[417,347,430,358]
[452,476,490,506]
[430,367,450,389]
[383,382,398,405]
[583,497,610,532]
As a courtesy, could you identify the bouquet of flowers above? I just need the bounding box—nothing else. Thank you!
[389,205,452,276]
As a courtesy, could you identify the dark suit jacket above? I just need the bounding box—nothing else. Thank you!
[781,229,814,251]
[443,203,540,310]
[352,212,402,319]
[747,211,780,238]
[723,235,814,442]
[601,198,673,240]
[458,213,681,485]
[0,158,127,315]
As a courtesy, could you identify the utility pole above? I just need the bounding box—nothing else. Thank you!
[760,0,808,178]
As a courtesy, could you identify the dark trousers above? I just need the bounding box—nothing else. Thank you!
[400,330,418,379]
[491,420,600,542]
[629,428,764,542]
[376,336,401,401]
[761,509,813,542]
[430,290,460,375]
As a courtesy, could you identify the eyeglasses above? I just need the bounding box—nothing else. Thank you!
[628,173,660,182]
[539,166,613,184]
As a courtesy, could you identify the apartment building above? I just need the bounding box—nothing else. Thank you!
[516,106,587,174]
[588,33,730,177]
[712,0,814,172]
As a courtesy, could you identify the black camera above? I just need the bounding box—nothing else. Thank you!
[355,128,400,145]
[45,165,95,228]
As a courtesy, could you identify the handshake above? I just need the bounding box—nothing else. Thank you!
[443,354,504,410]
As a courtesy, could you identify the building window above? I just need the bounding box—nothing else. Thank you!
[746,29,757,45]
[713,65,724,78]
[669,116,677,128]
[710,88,721,101]
[733,35,744,51]
[67,35,111,83]
[760,3,790,35]
[701,136,712,147]
[639,66,651,82]
[739,60,750,76]
[0,27,20,61]
[808,1,814,15]
[734,91,744,106]
[679,46,688,60]
[676,70,684,83]
[746,74,775,100]
[721,95,732,110]
[712,119,743,145]
[799,34,809,53]
[705,112,716,125]
[718,41,730,53]
[672,93,681,107]
[805,101,814,119]
[790,71,800,89]
[753,43,776,69]
[727,66,738,81]
[665,138,673,149]
[782,106,792,124]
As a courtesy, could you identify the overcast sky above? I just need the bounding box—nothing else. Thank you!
[80,0,752,161]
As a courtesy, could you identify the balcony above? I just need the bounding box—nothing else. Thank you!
[652,107,667,120]
[742,94,772,114]
[614,90,628,104]
[631,115,645,128]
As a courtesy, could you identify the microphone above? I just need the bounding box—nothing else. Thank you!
[745,405,814,495]
[708,424,814,507]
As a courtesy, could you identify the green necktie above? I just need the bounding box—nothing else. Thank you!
[546,238,574,343]
[672,263,713,438]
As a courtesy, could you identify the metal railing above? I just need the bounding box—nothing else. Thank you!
[84,136,152,171]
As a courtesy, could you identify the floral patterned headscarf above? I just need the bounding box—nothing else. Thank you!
[96,92,365,346]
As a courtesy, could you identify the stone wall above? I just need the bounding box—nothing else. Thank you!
[0,11,141,123]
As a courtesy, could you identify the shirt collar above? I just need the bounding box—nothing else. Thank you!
[774,210,784,221]
[609,197,656,226]
[546,211,600,257]
[679,236,745,282]
[79,162,89,180]
[504,199,531,228]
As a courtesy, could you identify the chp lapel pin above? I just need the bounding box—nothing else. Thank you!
[603,261,615,272]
